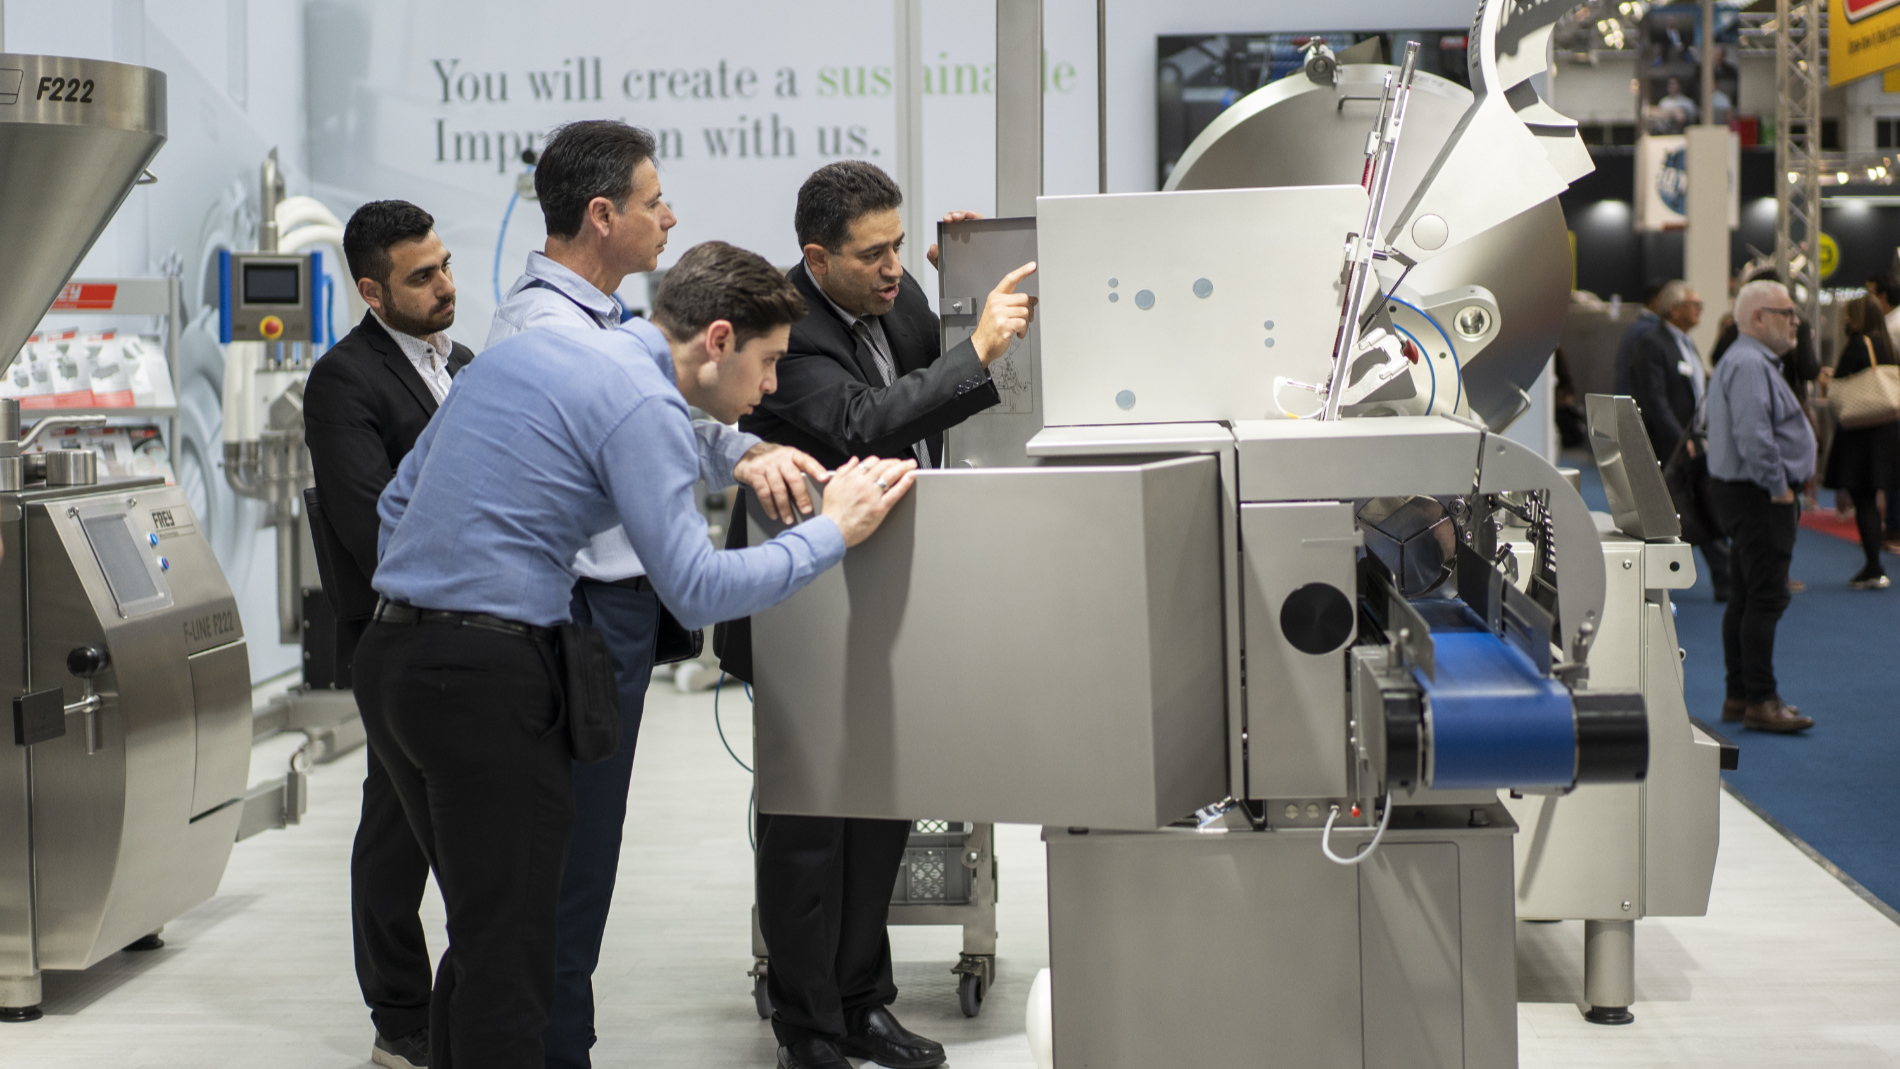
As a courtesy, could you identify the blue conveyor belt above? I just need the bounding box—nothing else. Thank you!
[1409,600,1575,789]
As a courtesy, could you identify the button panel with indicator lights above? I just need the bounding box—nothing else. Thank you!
[218,250,322,344]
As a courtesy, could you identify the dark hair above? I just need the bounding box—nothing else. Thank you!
[536,121,657,239]
[1642,278,1670,306]
[652,241,807,348]
[1870,273,1900,307]
[794,161,903,251]
[342,200,435,286]
[1844,295,1900,364]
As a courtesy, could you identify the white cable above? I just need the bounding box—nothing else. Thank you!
[1320,797,1393,866]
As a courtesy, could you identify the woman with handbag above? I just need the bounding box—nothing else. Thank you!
[1819,296,1900,589]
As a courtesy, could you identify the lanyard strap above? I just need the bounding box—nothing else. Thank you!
[524,278,615,329]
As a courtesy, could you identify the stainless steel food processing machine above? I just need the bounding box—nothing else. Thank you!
[748,1,1727,1064]
[0,51,299,1022]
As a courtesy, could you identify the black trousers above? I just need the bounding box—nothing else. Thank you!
[546,580,659,1069]
[354,618,575,1069]
[347,611,434,1042]
[1850,488,1888,571]
[1697,538,1731,597]
[756,812,912,1045]
[1711,479,1799,703]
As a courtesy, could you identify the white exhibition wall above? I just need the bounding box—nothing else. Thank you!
[14,0,1479,344]
[3,0,1482,677]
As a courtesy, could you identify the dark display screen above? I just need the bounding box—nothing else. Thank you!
[243,262,302,305]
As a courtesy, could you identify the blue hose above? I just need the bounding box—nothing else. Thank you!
[712,672,754,774]
[493,189,520,306]
[1387,296,1462,414]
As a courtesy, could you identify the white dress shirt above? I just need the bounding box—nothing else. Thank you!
[371,310,454,404]
[487,253,759,582]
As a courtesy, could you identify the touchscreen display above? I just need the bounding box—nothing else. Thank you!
[243,262,301,305]
[82,512,159,605]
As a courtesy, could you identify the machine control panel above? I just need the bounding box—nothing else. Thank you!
[219,250,322,344]
[70,498,176,618]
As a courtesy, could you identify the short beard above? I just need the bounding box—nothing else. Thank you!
[378,289,454,337]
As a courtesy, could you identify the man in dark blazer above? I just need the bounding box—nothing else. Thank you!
[303,200,471,1069]
[717,161,1033,1069]
[1626,279,1729,599]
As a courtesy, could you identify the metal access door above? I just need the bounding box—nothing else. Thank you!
[750,455,1228,831]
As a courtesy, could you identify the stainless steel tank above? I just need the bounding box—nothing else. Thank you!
[0,52,260,1021]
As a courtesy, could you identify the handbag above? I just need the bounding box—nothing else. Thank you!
[1829,336,1900,429]
[1663,432,1722,546]
[653,605,704,666]
[557,621,622,763]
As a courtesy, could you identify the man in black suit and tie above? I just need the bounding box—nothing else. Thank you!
[1627,279,1729,599]
[303,200,472,1069]
[717,161,1033,1069]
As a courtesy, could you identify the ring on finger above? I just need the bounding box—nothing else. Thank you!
[875,477,890,491]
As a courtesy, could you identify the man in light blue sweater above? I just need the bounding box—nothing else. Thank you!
[1706,279,1816,733]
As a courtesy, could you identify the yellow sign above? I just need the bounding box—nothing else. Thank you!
[1887,67,1900,93]
[1819,232,1840,281]
[1832,0,1900,86]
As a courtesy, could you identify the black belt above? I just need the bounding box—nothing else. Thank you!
[581,575,651,592]
[373,599,558,643]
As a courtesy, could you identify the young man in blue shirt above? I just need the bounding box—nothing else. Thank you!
[354,241,917,1069]
[487,120,820,1069]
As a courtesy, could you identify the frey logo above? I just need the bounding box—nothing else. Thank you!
[150,508,177,530]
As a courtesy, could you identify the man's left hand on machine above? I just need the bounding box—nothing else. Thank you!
[734,441,831,523]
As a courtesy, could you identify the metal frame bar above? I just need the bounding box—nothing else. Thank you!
[1774,0,1823,338]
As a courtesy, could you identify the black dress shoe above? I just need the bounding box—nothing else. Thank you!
[838,1006,947,1068]
[779,1037,854,1069]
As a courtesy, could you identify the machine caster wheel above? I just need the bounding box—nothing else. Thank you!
[1583,1005,1634,1025]
[123,933,165,952]
[749,958,773,1020]
[958,972,984,1018]
[0,1006,42,1023]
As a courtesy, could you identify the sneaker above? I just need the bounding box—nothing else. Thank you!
[372,1029,429,1069]
[1849,568,1892,591]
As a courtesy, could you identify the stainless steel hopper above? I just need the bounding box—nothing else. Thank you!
[0,54,166,372]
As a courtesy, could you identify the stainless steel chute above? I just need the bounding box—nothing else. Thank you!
[0,55,166,373]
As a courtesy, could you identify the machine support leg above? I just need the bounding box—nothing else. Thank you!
[1582,919,1635,1024]
[0,973,42,1022]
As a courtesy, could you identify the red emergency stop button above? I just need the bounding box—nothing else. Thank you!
[260,315,284,340]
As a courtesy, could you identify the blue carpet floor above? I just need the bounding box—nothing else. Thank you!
[1571,457,1900,909]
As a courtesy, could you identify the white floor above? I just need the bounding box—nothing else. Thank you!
[3,677,1899,1067]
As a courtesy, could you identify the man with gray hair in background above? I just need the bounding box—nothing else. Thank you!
[1706,279,1816,733]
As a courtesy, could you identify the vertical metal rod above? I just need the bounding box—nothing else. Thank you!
[995,0,1044,217]
[1775,0,1792,289]
[1801,0,1821,347]
[1700,0,1717,126]
[1096,0,1108,194]
[892,0,926,278]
